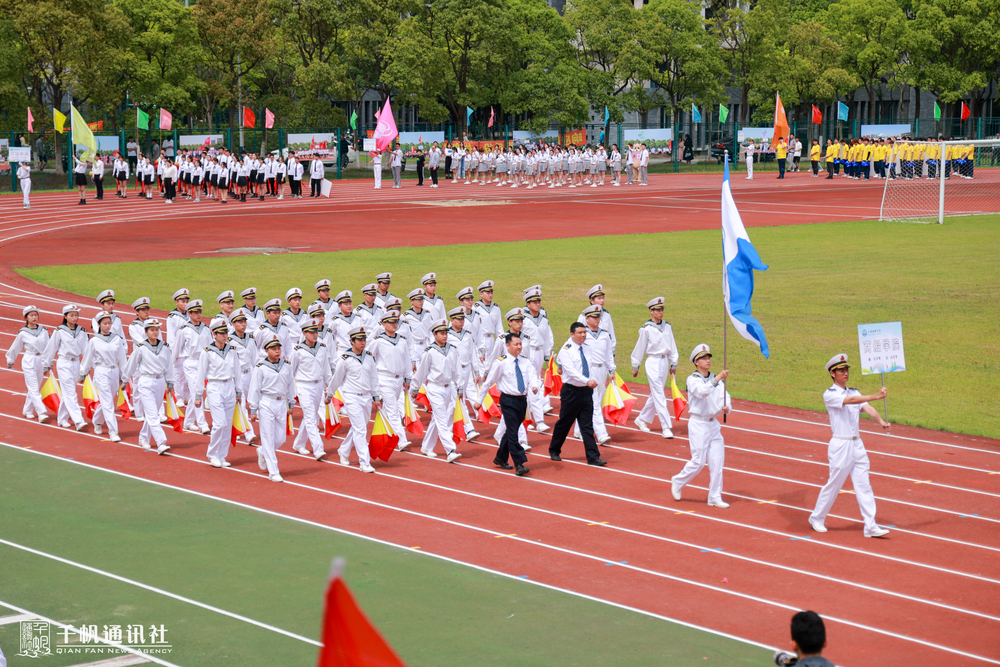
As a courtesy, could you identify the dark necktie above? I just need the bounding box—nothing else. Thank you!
[515,357,525,393]
[579,346,589,377]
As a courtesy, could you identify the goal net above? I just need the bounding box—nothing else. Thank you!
[878,138,1000,223]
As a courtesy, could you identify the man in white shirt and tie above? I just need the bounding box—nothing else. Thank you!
[482,332,538,475]
[547,322,606,466]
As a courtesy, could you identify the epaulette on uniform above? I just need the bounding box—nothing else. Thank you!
[563,343,571,349]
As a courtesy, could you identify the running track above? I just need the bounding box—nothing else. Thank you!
[1,173,998,665]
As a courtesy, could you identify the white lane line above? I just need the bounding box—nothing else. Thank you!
[0,612,38,625]
[0,600,182,667]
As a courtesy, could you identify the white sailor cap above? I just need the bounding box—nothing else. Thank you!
[240,287,257,299]
[262,298,282,312]
[690,344,712,363]
[95,311,113,324]
[301,320,320,334]
[209,317,229,333]
[230,312,247,323]
[505,307,525,321]
[172,288,190,301]
[144,317,162,329]
[407,288,425,301]
[315,279,331,291]
[380,311,399,323]
[217,290,235,303]
[97,289,115,304]
[456,286,474,300]
[478,280,495,292]
[62,304,81,315]
[348,325,368,340]
[429,319,449,333]
[421,272,437,285]
[132,297,151,310]
[285,287,302,301]
[307,303,325,316]
[523,289,542,302]
[448,306,466,319]
[523,285,541,294]
[361,283,378,295]
[376,272,392,283]
[263,335,282,350]
[646,296,665,309]
[22,305,39,316]
[587,284,605,300]
[384,297,403,310]
[186,299,204,312]
[826,354,850,372]
[582,304,603,318]
[336,290,353,303]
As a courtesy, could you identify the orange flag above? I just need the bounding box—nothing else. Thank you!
[601,381,637,426]
[368,410,399,462]
[116,386,132,420]
[40,375,62,413]
[324,403,342,439]
[772,93,789,148]
[402,392,424,436]
[670,375,688,420]
[82,376,100,420]
[316,558,409,667]
[543,357,562,396]
[163,389,184,433]
[451,399,465,445]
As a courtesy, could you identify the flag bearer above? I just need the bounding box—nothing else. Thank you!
[369,311,413,450]
[228,312,257,444]
[42,304,88,431]
[630,296,678,439]
[177,300,211,434]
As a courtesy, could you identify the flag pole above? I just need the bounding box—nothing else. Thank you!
[722,150,729,424]
[880,372,889,422]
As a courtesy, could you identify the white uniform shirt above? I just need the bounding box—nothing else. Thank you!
[237,305,265,330]
[473,301,503,353]
[247,359,295,413]
[686,371,732,419]
[582,327,614,375]
[555,339,593,388]
[123,339,176,382]
[326,350,381,401]
[228,332,257,376]
[525,312,554,360]
[823,384,867,438]
[18,164,31,181]
[255,321,292,360]
[448,327,477,378]
[43,324,88,369]
[194,343,242,389]
[368,332,412,381]
[629,320,678,372]
[402,309,431,360]
[92,311,125,339]
[353,302,383,329]
[412,343,460,389]
[423,294,446,322]
[176,321,211,360]
[5,326,49,366]
[289,341,332,384]
[80,332,127,376]
[483,352,540,396]
[310,159,324,179]
[166,309,188,346]
[327,312,364,354]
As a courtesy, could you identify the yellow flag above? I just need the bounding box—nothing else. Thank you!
[70,105,97,162]
[53,108,67,134]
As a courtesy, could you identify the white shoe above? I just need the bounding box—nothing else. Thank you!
[662,428,674,439]
[590,184,597,188]
[360,464,376,473]
[200,427,211,435]
[466,431,480,442]
[635,419,651,433]
[75,422,86,431]
[294,446,310,456]
[94,424,102,435]
[446,451,462,463]
[156,444,170,455]
[257,448,267,470]
[708,499,730,508]
[396,441,411,451]
[270,473,284,482]
[597,435,611,445]
[140,439,151,450]
[543,406,554,415]
[59,421,70,429]
[221,460,231,467]
[210,457,222,468]
[314,449,326,461]
[38,414,48,423]
[160,415,169,423]
[670,479,682,501]
[110,434,121,443]
[809,519,827,533]
[535,423,550,434]
[277,195,283,200]
[521,442,532,452]
[864,526,890,538]
[424,450,438,458]
[339,456,351,466]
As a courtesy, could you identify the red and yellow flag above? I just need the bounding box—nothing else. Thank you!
[116,386,132,420]
[231,402,249,445]
[613,371,630,396]
[403,392,424,436]
[451,398,465,445]
[368,410,399,462]
[324,403,342,439]
[41,375,62,413]
[164,389,184,432]
[331,390,344,411]
[670,375,688,420]
[601,381,637,426]
[476,385,501,424]
[414,385,432,412]
[543,357,562,396]
[286,412,294,436]
[82,376,100,420]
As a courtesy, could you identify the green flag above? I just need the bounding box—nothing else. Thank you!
[719,104,729,123]
[137,108,149,130]
[934,102,941,121]
[350,110,357,130]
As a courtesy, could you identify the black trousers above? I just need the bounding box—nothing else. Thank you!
[311,177,321,196]
[416,165,424,185]
[777,158,786,178]
[93,176,103,199]
[430,167,438,185]
[498,393,528,466]
[164,180,176,200]
[548,384,601,462]
[444,155,452,178]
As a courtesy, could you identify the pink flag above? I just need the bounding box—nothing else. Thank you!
[265,108,275,129]
[27,107,34,133]
[373,98,398,151]
[374,107,381,120]
[159,108,173,131]
[488,106,495,127]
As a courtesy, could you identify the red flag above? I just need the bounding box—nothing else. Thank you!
[317,559,409,667]
[82,376,100,420]
[414,385,432,412]
[961,101,971,120]
[812,105,822,124]
[670,376,688,420]
[265,108,275,129]
[772,94,789,148]
[319,141,327,150]
[40,375,62,413]
[243,106,256,129]
[488,107,495,128]
[117,386,132,420]
[27,107,34,133]
[543,357,562,396]
[368,410,399,462]
[331,390,344,411]
[476,385,502,424]
[286,412,294,436]
[310,136,317,150]
[601,382,637,426]
[203,136,211,149]
[324,403,342,439]
[402,393,424,436]
[164,389,184,433]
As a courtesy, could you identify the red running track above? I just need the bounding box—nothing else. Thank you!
[1,173,998,665]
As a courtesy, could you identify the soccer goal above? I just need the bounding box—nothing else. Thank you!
[878,138,1000,224]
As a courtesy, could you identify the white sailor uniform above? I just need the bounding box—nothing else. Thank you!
[289,340,332,457]
[247,359,295,478]
[193,342,242,464]
[122,339,176,451]
[6,324,49,419]
[229,331,257,442]
[630,319,679,431]
[42,324,88,429]
[368,331,413,447]
[326,349,381,468]
[177,321,211,431]
[412,342,461,456]
[672,370,731,504]
[80,331,128,438]
[574,327,613,442]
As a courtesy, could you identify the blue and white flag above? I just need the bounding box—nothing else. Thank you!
[467,106,474,123]
[722,155,769,358]
[692,104,702,123]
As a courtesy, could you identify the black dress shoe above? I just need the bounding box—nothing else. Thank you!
[493,458,513,470]
[549,452,562,461]
[587,459,607,467]
[515,465,529,476]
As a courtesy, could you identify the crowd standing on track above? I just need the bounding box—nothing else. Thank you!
[5,274,894,537]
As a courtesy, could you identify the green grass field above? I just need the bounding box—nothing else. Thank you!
[19,216,999,438]
[0,445,771,666]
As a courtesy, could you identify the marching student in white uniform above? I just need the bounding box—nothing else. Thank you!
[353,284,383,328]
[523,287,554,413]
[166,288,190,403]
[248,336,295,482]
[237,287,265,329]
[670,344,731,508]
[421,273,447,321]
[374,272,396,309]
[17,161,31,209]
[410,319,464,462]
[6,305,50,421]
[630,296,679,438]
[369,311,413,450]
[193,318,243,468]
[313,279,335,312]
[474,281,503,359]
[92,289,125,340]
[446,307,480,442]
[79,311,128,441]
[228,312,257,444]
[177,300,211,433]
[121,318,175,454]
[577,284,617,358]
[42,304,88,431]
[290,321,332,460]
[808,354,892,537]
[282,287,308,343]
[402,288,431,357]
[256,299,293,361]
[575,305,614,445]
[327,290,363,354]
[325,325,382,472]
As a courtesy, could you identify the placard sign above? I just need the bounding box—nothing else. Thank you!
[8,147,31,162]
[857,322,906,375]
[363,138,376,151]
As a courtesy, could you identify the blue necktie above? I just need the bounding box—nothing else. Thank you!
[515,357,525,393]
[579,346,589,377]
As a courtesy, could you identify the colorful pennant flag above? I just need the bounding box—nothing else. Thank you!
[41,375,62,413]
[324,403,342,439]
[286,412,294,436]
[350,110,357,130]
[164,389,184,432]
[670,375,688,420]
[837,101,849,121]
[71,105,97,162]
[159,108,173,131]
[53,108,67,134]
[27,107,34,133]
[772,93,789,148]
[488,106,495,128]
[601,381,637,426]
[82,376,100,420]
[403,392,424,436]
[265,108,275,129]
[961,101,971,120]
[373,98,397,151]
[414,385,432,412]
[476,385,502,424]
[137,108,150,130]
[934,101,942,121]
[243,106,256,129]
[613,372,630,396]
[368,410,399,462]
[451,399,465,445]
[543,357,562,396]
[719,104,729,123]
[231,401,249,445]
[316,558,409,667]
[331,389,344,411]
[116,386,132,420]
[692,104,702,124]
[812,104,822,124]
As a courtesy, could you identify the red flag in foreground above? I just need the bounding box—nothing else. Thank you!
[414,385,432,412]
[317,558,409,667]
[601,381,637,426]
[117,386,132,420]
[40,375,62,413]
[324,403,342,439]
[402,392,424,436]
[476,385,502,424]
[164,390,184,432]
[367,410,398,462]
[670,375,688,420]
[82,376,100,420]
[543,357,562,396]
[231,402,249,445]
[451,399,465,445]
